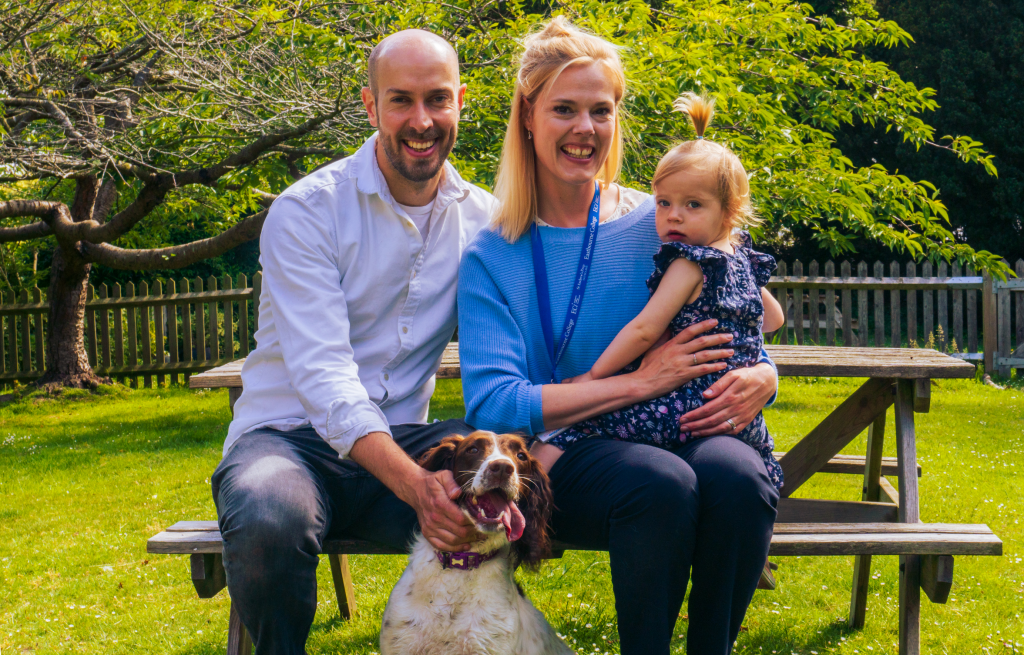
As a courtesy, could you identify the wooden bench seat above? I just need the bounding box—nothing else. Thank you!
[149,519,1002,559]
[148,517,1000,655]
[178,346,987,654]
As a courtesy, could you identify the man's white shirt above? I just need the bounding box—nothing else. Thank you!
[225,133,496,457]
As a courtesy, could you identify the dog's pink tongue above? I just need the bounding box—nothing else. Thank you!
[482,492,526,542]
[502,500,525,542]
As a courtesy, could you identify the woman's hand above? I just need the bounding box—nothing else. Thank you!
[629,319,734,399]
[677,363,777,437]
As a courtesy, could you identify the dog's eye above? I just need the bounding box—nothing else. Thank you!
[468,446,479,454]
[517,452,527,461]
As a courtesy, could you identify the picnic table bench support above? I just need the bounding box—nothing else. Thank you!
[895,379,922,655]
[849,410,887,628]
[329,553,357,619]
[227,602,253,655]
[920,554,954,603]
[191,553,226,598]
[778,376,895,498]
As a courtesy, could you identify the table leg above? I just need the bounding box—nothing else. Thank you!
[329,553,357,620]
[849,411,887,628]
[895,379,921,655]
[227,600,253,655]
[228,387,242,417]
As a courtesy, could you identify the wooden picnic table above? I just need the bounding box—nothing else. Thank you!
[173,344,993,655]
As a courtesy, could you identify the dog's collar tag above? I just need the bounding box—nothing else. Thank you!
[436,549,500,571]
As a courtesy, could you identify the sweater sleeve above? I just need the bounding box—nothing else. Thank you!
[758,347,778,407]
[458,244,546,435]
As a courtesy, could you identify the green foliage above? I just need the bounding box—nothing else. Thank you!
[545,0,1003,275]
[0,0,1012,290]
[827,0,1024,266]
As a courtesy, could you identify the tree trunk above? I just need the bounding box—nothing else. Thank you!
[36,178,110,390]
[35,244,108,389]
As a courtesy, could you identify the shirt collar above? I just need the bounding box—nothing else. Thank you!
[354,132,472,212]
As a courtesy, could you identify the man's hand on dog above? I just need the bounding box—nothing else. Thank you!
[411,468,481,551]
[349,431,482,551]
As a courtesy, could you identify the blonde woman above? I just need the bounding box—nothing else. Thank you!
[458,17,779,654]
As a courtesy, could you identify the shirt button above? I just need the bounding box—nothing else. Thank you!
[402,327,409,334]
[383,373,390,381]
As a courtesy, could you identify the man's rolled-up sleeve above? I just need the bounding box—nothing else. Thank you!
[259,195,390,457]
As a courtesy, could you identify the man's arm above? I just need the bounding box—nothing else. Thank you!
[260,195,392,455]
[261,196,478,551]
[349,433,478,552]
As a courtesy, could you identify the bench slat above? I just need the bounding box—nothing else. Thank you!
[149,522,1001,558]
[167,520,219,532]
[161,520,995,536]
[769,532,1002,557]
[773,523,994,534]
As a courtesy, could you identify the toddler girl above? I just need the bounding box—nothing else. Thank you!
[547,93,786,488]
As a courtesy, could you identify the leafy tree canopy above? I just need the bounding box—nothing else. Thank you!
[0,0,1012,294]
[821,0,1024,266]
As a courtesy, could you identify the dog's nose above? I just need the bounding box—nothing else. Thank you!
[487,460,514,478]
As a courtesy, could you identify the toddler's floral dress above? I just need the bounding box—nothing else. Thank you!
[548,232,783,489]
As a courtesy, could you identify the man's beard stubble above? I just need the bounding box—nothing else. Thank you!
[379,127,456,183]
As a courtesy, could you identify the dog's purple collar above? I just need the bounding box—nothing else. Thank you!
[435,549,500,571]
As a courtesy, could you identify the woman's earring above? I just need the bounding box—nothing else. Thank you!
[527,130,532,140]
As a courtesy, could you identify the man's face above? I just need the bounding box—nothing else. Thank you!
[363,43,466,183]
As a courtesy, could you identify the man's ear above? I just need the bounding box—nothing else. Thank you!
[456,83,467,111]
[361,87,379,128]
[417,435,461,472]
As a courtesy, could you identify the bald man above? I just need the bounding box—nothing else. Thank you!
[212,30,495,653]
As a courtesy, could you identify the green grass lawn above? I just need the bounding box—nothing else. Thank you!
[1,375,1022,654]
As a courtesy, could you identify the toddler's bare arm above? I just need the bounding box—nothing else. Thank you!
[588,258,703,380]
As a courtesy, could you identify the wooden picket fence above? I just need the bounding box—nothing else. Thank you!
[765,259,1024,376]
[0,259,1021,388]
[0,272,262,388]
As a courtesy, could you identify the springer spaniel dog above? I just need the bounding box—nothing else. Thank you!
[380,431,572,655]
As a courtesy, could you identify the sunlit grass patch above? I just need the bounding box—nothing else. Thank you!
[1,377,1021,654]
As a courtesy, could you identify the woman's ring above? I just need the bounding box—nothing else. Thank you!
[692,353,698,365]
[726,418,737,431]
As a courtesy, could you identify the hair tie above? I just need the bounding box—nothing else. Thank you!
[696,136,704,140]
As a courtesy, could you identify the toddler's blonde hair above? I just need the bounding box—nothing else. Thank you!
[652,93,759,240]
[491,16,626,242]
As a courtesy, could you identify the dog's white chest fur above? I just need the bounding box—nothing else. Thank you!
[380,535,571,655]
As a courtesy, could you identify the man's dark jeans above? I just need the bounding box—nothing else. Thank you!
[212,422,777,655]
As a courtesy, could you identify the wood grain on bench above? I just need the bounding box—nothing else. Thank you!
[188,343,977,389]
[149,520,1001,558]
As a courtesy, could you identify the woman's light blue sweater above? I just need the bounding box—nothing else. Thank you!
[457,197,774,435]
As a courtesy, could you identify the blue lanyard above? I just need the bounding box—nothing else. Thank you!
[530,183,600,383]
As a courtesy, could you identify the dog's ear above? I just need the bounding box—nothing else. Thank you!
[513,452,554,570]
[417,435,462,472]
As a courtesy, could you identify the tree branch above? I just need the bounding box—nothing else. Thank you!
[0,199,62,243]
[79,208,268,270]
[0,221,53,243]
[87,182,168,242]
[172,111,340,187]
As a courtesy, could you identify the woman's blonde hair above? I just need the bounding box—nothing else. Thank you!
[491,16,626,242]
[652,92,759,240]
